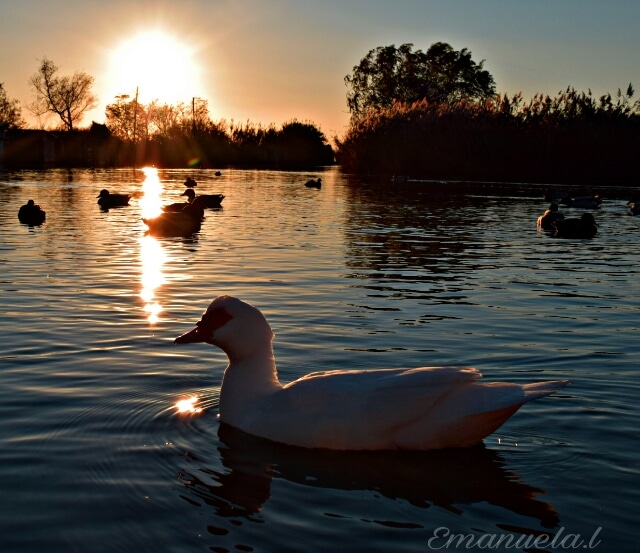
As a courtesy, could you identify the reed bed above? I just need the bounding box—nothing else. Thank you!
[335,87,640,185]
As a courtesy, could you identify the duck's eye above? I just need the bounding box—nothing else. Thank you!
[200,307,233,334]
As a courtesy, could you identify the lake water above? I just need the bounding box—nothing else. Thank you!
[0,167,637,553]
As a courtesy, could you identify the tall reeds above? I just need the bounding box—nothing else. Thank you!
[335,86,640,185]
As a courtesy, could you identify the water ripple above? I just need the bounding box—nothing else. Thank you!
[0,169,637,552]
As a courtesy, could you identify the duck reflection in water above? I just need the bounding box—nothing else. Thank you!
[177,423,560,530]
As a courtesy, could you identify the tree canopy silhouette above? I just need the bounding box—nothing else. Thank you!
[345,42,496,118]
[0,83,25,129]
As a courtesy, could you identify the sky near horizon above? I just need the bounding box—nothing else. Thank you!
[1,0,639,139]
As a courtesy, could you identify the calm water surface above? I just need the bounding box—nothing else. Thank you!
[0,168,637,552]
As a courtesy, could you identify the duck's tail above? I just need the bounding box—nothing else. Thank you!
[445,380,569,448]
[521,380,570,402]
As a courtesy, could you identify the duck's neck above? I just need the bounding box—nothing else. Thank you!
[218,341,282,426]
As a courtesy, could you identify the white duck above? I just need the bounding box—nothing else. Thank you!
[174,296,568,450]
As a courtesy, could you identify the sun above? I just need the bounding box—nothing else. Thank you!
[107,30,203,105]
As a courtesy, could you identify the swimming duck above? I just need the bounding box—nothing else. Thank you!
[543,188,569,203]
[184,177,198,188]
[552,212,598,238]
[181,188,224,209]
[304,178,322,189]
[18,199,46,226]
[174,295,569,451]
[97,189,130,209]
[144,199,206,237]
[537,203,564,230]
[627,199,639,216]
[163,197,192,213]
[162,189,199,213]
[561,195,601,209]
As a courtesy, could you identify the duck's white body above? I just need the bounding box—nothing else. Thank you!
[175,296,568,450]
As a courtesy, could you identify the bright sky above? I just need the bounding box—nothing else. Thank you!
[1,0,639,139]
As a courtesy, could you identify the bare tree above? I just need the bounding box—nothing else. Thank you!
[0,82,25,128]
[28,57,98,130]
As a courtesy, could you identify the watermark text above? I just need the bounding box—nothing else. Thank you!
[427,526,602,550]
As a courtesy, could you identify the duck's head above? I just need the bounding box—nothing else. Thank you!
[97,189,109,198]
[174,296,274,352]
[180,189,196,201]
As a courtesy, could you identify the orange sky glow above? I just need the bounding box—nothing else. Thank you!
[1,0,639,140]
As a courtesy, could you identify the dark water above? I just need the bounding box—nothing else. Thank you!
[0,167,637,552]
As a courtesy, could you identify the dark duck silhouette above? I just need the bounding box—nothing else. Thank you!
[544,188,569,203]
[143,197,207,237]
[184,177,198,188]
[553,212,598,238]
[627,199,639,216]
[561,194,602,209]
[163,197,192,213]
[163,189,224,212]
[304,178,322,189]
[97,189,130,209]
[18,199,46,226]
[537,203,564,230]
[183,188,224,208]
[163,189,194,213]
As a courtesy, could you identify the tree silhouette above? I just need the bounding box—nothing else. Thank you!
[0,82,25,128]
[105,94,144,141]
[28,57,98,130]
[345,42,496,119]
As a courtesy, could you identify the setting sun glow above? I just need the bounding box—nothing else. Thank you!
[107,30,202,105]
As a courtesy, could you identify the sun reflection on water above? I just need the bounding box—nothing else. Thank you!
[139,166,163,219]
[175,396,202,414]
[140,235,166,324]
[139,167,166,323]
